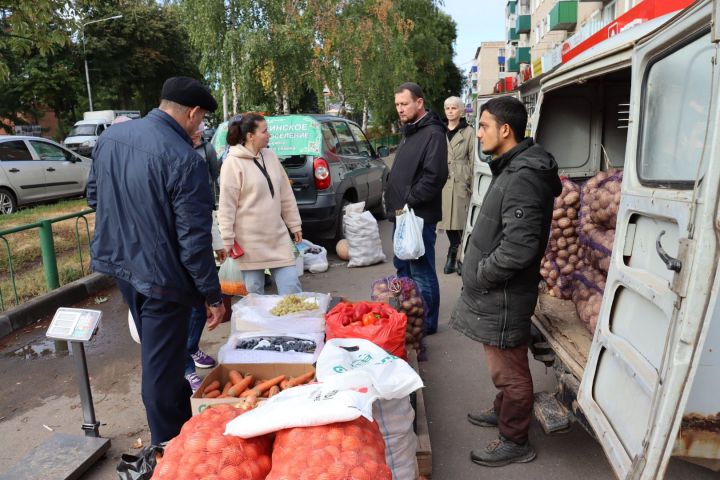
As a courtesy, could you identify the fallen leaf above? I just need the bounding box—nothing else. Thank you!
[132,437,143,449]
[94,296,109,304]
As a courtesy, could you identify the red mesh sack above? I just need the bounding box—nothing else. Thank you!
[325,301,407,359]
[152,404,273,480]
[266,417,392,480]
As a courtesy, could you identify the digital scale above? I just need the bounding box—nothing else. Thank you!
[0,308,111,480]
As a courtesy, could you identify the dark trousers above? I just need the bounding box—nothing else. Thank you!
[483,343,534,444]
[446,230,462,249]
[185,306,207,375]
[117,278,193,445]
[394,221,440,333]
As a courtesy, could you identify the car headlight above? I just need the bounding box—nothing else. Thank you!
[81,140,95,147]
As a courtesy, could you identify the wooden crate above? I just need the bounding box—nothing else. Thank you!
[408,350,432,477]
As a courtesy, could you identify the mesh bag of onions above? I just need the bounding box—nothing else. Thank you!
[541,178,581,299]
[571,266,606,333]
[152,404,273,480]
[578,169,623,273]
[266,417,392,480]
[371,275,426,352]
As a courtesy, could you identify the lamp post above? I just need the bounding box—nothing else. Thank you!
[80,15,122,112]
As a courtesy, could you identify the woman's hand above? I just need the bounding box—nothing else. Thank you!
[215,249,227,263]
[294,231,303,244]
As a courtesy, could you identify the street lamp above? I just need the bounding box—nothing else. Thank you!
[80,15,123,112]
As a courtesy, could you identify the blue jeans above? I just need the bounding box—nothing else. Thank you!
[185,306,207,375]
[394,222,440,333]
[243,265,302,295]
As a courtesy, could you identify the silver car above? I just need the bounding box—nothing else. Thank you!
[0,136,92,214]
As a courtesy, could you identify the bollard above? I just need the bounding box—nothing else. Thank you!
[38,220,60,290]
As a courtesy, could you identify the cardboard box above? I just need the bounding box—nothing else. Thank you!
[190,363,315,415]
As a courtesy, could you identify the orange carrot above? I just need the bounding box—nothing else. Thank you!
[229,370,244,386]
[287,371,315,387]
[240,375,285,397]
[204,389,221,399]
[205,380,221,393]
[228,375,254,397]
[222,381,233,395]
[280,379,290,390]
[268,385,280,398]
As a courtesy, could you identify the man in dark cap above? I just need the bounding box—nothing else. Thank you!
[87,76,225,445]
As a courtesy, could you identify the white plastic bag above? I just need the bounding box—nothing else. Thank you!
[393,204,425,260]
[316,338,423,399]
[128,310,140,344]
[298,239,329,273]
[224,382,378,438]
[217,330,325,364]
[343,201,386,268]
[374,397,418,480]
[231,292,331,335]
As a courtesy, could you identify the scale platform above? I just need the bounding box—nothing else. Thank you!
[0,433,110,480]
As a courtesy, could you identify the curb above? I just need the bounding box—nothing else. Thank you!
[0,273,115,338]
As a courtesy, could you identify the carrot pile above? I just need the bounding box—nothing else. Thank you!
[199,369,316,409]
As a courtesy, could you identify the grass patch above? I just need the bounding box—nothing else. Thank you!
[0,198,91,230]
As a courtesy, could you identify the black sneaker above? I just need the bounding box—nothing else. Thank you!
[467,407,498,427]
[470,436,536,467]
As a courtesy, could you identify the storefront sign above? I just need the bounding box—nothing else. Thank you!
[266,116,323,156]
[532,59,543,78]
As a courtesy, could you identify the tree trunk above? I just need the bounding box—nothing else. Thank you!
[362,99,369,131]
[274,85,282,114]
[231,53,238,115]
[282,90,290,115]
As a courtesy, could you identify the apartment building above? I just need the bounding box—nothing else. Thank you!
[475,41,506,96]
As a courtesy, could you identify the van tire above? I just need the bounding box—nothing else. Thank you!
[0,188,17,214]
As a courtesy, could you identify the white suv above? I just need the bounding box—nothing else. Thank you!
[0,136,92,214]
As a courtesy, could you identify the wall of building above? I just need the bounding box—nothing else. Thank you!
[476,42,506,95]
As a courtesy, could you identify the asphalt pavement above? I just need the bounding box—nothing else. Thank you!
[0,219,713,479]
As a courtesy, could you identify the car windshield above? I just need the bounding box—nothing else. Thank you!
[68,125,97,137]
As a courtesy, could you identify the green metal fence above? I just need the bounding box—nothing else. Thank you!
[0,209,94,310]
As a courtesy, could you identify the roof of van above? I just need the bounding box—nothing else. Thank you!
[541,12,677,91]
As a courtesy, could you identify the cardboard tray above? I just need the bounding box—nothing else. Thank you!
[190,363,315,415]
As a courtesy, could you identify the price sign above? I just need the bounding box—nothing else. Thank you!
[46,308,102,342]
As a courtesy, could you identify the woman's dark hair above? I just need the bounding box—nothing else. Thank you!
[226,113,266,146]
[480,96,527,142]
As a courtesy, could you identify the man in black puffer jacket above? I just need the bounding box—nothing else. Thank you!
[451,96,561,467]
[384,82,448,335]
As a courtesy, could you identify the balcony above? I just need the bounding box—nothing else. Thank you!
[549,0,578,31]
[498,55,506,65]
[516,47,531,64]
[507,57,520,73]
[508,27,519,41]
[516,14,531,34]
[506,0,517,15]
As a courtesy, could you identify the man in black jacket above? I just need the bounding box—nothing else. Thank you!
[450,97,561,466]
[384,83,448,334]
[88,77,225,445]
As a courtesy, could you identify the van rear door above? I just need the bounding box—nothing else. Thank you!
[578,2,719,478]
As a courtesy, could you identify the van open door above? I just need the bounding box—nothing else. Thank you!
[578,2,719,478]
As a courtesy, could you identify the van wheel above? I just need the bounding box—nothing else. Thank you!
[0,189,17,214]
[334,198,350,241]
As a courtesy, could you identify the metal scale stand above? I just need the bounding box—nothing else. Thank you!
[0,308,111,480]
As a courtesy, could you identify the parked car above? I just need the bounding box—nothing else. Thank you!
[213,114,390,239]
[0,136,92,214]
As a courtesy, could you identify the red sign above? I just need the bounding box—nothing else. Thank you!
[562,0,694,63]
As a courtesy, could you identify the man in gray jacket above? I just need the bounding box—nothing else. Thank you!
[451,96,561,466]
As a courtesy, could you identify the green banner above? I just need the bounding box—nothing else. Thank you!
[266,116,322,157]
[211,116,322,157]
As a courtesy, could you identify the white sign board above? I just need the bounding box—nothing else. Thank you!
[46,308,102,342]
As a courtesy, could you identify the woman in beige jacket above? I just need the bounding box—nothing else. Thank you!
[438,96,475,274]
[217,113,303,295]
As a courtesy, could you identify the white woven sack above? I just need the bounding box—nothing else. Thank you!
[342,201,386,268]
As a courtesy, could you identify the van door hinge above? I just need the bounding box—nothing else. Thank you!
[671,238,694,298]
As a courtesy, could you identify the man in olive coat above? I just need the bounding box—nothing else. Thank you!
[451,96,561,466]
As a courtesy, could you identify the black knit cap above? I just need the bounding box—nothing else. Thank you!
[161,76,218,112]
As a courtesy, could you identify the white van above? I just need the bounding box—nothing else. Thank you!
[462,1,720,477]
[63,110,140,157]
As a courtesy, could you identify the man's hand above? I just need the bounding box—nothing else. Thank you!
[215,249,227,263]
[206,302,226,331]
[293,231,302,244]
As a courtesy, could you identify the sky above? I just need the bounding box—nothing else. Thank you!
[440,0,507,73]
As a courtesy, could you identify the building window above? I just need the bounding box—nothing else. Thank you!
[499,64,505,73]
[603,0,618,24]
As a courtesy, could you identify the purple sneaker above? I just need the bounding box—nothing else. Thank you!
[185,372,202,393]
[191,349,217,369]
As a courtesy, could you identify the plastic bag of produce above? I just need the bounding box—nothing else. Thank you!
[571,266,606,332]
[393,204,425,260]
[371,275,427,352]
[298,239,329,273]
[265,417,392,480]
[343,201,386,267]
[231,293,331,335]
[579,169,623,230]
[219,258,249,296]
[224,382,379,438]
[218,331,325,364]
[325,301,408,359]
[152,404,272,480]
[316,338,423,400]
[374,397,418,480]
